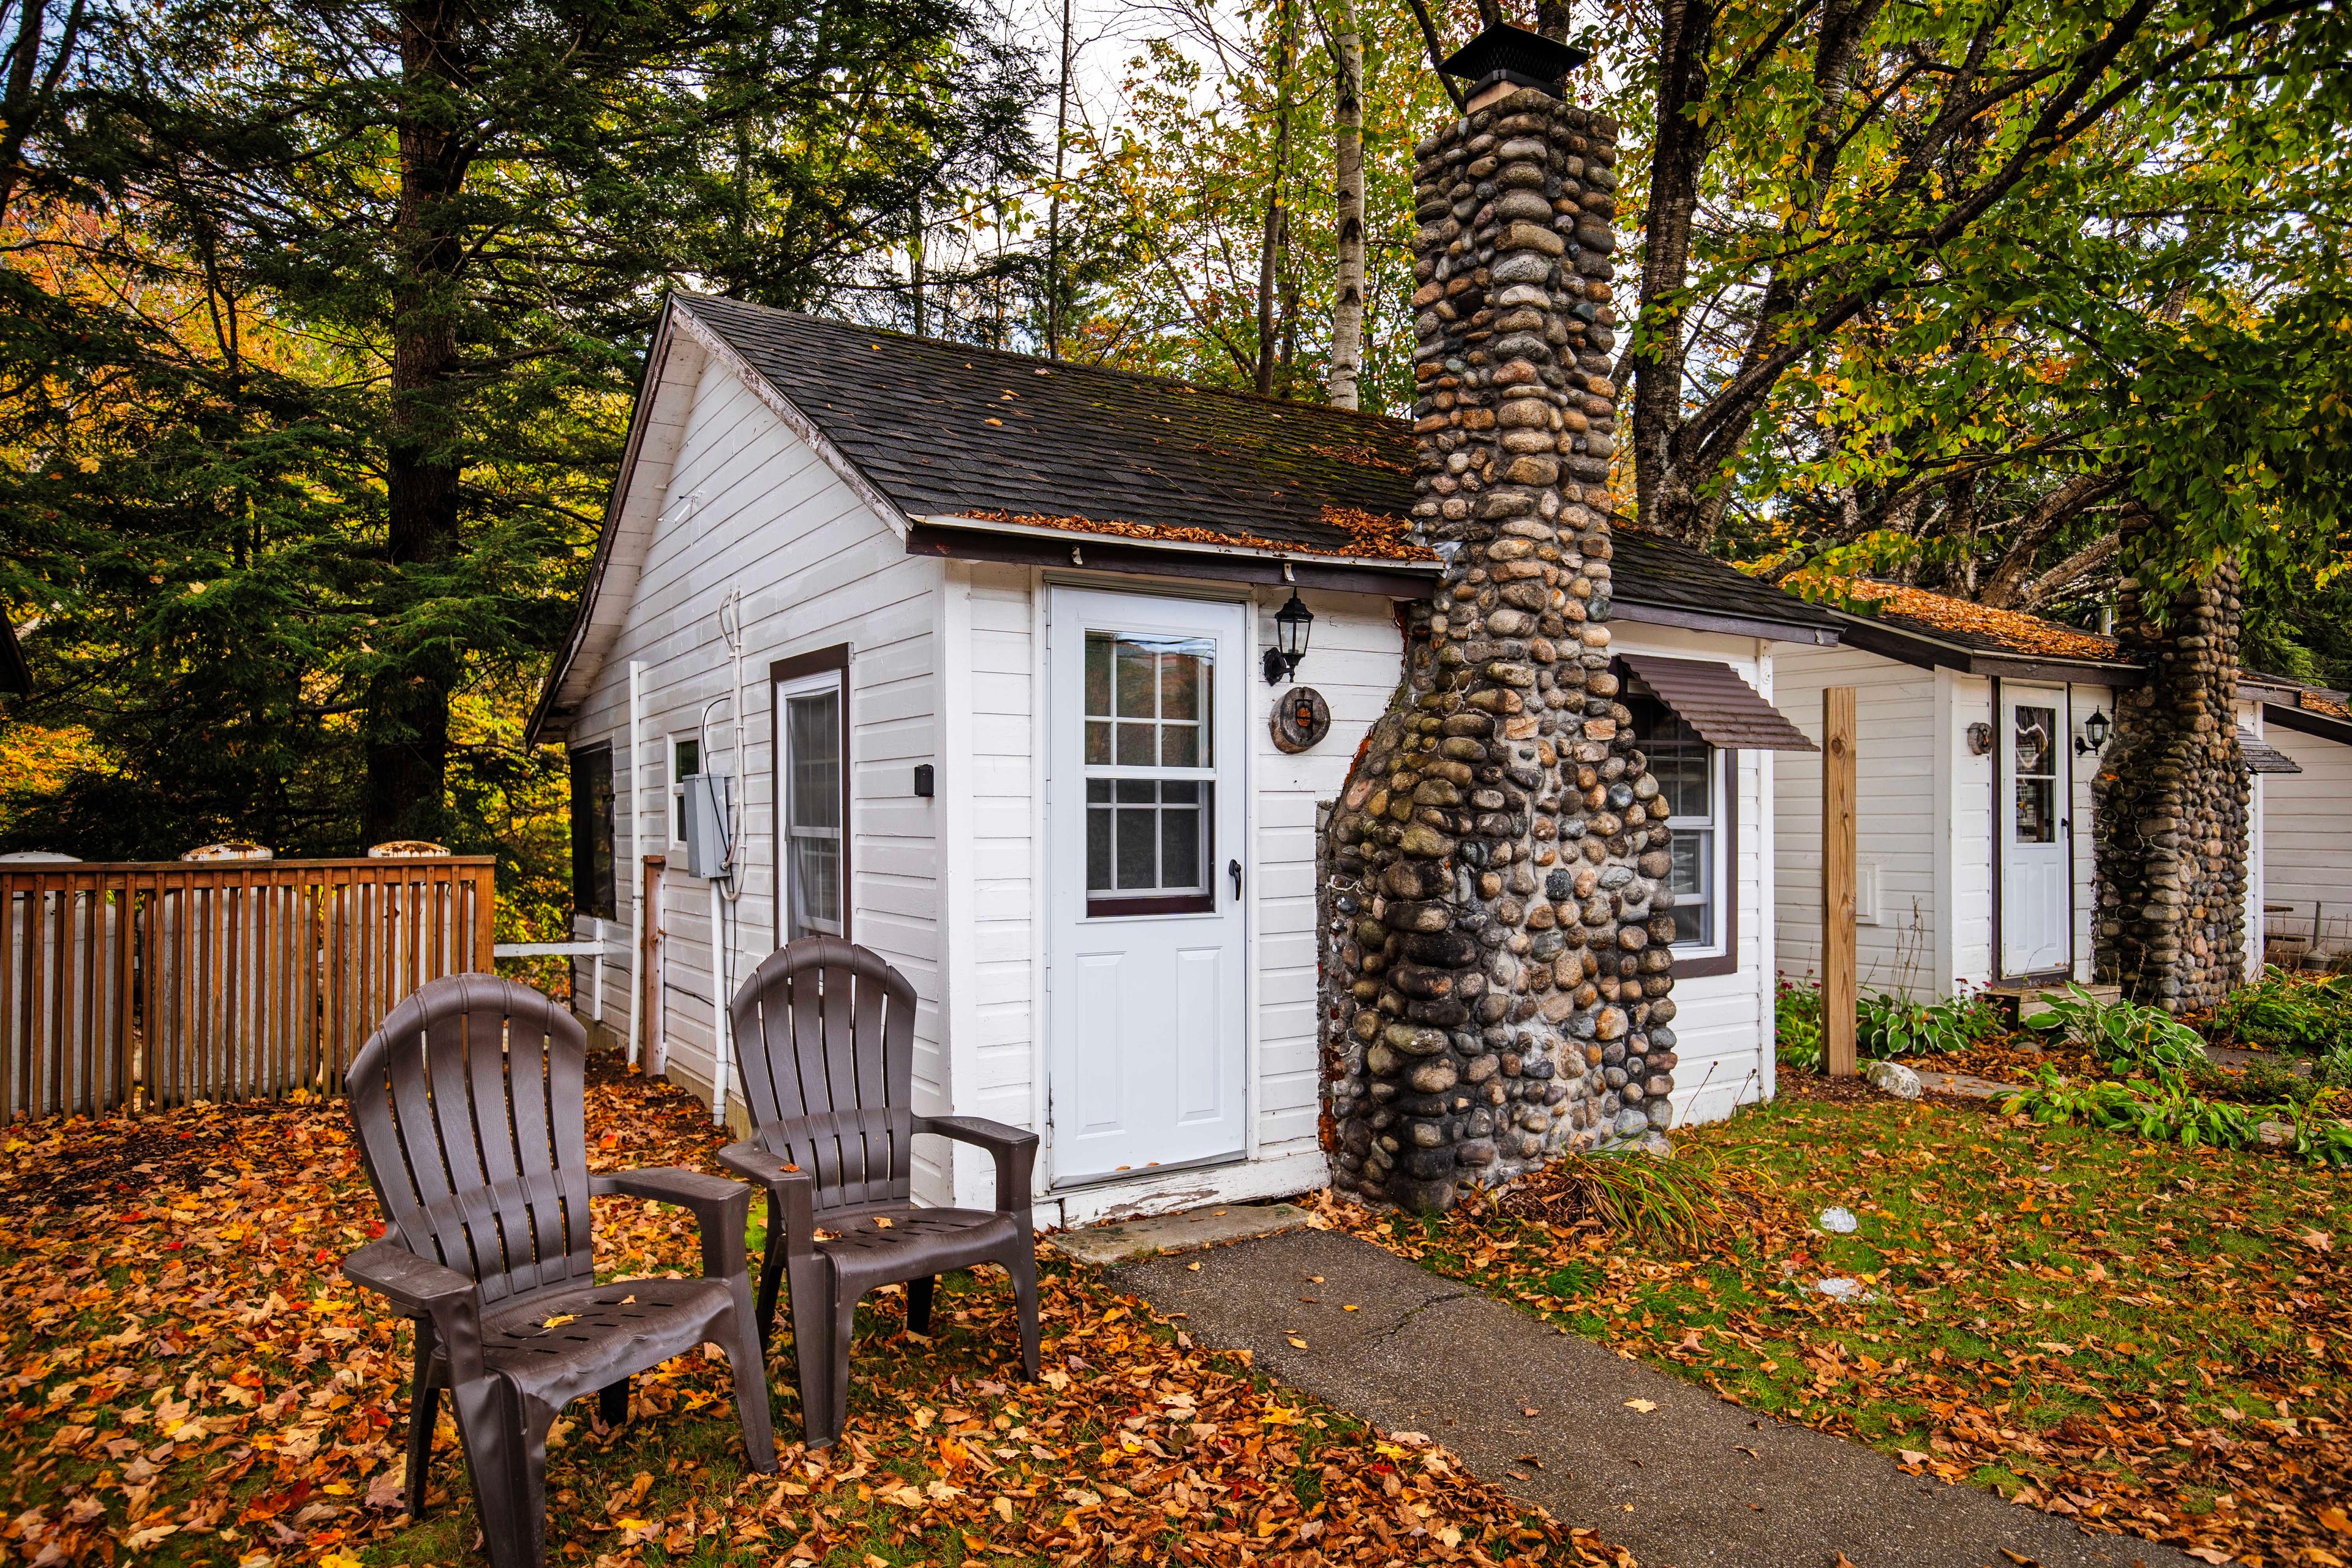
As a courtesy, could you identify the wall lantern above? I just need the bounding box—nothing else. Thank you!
[2076,707,2112,755]
[1264,591,1314,685]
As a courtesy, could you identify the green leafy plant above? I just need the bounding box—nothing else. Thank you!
[2212,968,2352,1054]
[1776,978,1825,1071]
[2196,1055,2325,1109]
[2316,1043,2352,1090]
[2026,984,2209,1071]
[1855,989,2002,1060]
[2003,1068,2253,1151]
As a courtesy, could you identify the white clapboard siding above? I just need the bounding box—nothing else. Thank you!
[1250,586,1412,1158]
[1773,649,1943,997]
[560,348,943,1165]
[2262,725,2352,944]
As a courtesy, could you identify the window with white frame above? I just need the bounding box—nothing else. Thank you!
[1629,696,1725,954]
[668,734,700,849]
[777,669,846,940]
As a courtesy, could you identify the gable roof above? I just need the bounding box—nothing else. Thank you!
[530,296,1842,741]
[0,614,28,696]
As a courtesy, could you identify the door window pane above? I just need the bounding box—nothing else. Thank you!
[1082,630,1216,910]
[2012,705,2058,845]
[1084,631,1213,770]
[784,685,845,938]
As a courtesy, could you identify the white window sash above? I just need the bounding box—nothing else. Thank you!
[1663,743,1729,960]
[777,669,847,941]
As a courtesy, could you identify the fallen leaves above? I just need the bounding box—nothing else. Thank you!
[0,1065,1634,1567]
[1327,1077,2352,1568]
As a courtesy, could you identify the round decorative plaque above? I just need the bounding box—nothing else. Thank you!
[1270,686,1332,753]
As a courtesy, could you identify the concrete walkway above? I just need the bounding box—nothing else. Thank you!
[1112,1229,2202,1568]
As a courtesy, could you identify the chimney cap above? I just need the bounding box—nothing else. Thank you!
[1438,21,1589,99]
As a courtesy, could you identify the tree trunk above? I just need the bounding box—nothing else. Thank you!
[1045,0,1073,358]
[1325,0,1366,410]
[1256,0,1297,397]
[1323,91,1673,1213]
[1627,0,1714,535]
[363,0,469,847]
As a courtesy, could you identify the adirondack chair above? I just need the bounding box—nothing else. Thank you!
[721,937,1040,1449]
[339,975,775,1568]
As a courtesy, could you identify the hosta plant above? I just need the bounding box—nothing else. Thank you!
[2026,983,2209,1071]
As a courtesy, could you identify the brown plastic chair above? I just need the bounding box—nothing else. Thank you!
[339,975,776,1568]
[720,937,1039,1449]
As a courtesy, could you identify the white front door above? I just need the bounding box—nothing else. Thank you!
[1046,587,1248,1184]
[1999,685,2071,976]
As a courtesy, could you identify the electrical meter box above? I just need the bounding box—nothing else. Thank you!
[681,771,731,878]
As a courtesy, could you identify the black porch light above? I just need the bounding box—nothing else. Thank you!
[1264,591,1314,686]
[2077,707,2112,754]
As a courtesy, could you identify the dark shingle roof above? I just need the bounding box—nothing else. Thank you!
[676,295,1841,636]
[679,295,1418,557]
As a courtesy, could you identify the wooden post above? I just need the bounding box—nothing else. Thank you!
[641,856,666,1076]
[1823,687,1859,1077]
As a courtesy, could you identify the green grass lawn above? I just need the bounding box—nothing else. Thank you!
[1341,1080,2352,1567]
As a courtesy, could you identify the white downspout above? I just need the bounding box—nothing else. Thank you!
[627,660,646,1068]
[704,592,750,1129]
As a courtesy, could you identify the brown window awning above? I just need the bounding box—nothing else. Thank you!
[2238,729,2303,775]
[1619,653,1817,752]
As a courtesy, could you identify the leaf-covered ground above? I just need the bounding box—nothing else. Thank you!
[0,1067,1632,1567]
[1331,1079,2352,1567]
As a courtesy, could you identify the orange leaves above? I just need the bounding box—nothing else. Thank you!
[0,1068,1627,1568]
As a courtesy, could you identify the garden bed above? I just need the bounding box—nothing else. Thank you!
[1335,1081,2352,1567]
[0,1069,1624,1567]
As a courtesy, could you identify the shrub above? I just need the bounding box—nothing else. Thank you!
[2003,1068,2252,1151]
[1855,989,2001,1060]
[2026,983,2208,1071]
[2318,1042,2352,1090]
[2212,967,2352,1054]
[1776,978,1824,1071]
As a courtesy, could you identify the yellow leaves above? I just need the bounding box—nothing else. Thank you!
[1623,1398,1659,1414]
[541,1314,578,1329]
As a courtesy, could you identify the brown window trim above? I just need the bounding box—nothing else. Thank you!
[1665,742,1739,981]
[771,644,851,948]
[1086,891,1216,919]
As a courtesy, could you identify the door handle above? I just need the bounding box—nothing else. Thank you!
[1229,859,1243,899]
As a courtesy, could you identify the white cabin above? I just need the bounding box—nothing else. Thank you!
[530,295,1842,1223]
[1771,581,2345,997]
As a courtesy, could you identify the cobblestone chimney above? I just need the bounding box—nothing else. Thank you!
[2093,559,2250,1012]
[1319,80,1675,1213]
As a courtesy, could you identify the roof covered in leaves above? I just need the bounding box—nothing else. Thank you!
[674,295,1841,636]
[1804,577,2134,676]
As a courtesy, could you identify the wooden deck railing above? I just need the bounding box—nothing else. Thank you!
[1,858,497,1117]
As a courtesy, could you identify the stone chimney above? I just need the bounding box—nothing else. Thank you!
[1320,40,1676,1212]
[2094,556,2250,1011]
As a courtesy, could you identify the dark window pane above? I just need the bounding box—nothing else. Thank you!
[1116,641,1156,718]
[1116,807,1157,889]
[1160,650,1202,721]
[2015,777,2057,843]
[1161,780,1199,804]
[1087,806,1112,891]
[1085,720,1111,766]
[1085,631,1114,718]
[787,691,840,831]
[2014,706,2056,776]
[1117,722,1156,766]
[1115,778,1156,804]
[1161,722,1199,767]
[1087,778,1112,803]
[1161,807,1203,891]
[790,839,842,937]
[1668,826,1713,946]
